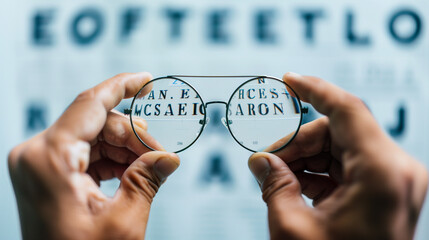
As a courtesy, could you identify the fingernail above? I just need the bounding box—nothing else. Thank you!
[154,157,179,182]
[248,156,271,186]
[286,72,302,78]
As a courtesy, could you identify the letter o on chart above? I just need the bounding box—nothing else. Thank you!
[388,9,422,44]
[70,8,104,45]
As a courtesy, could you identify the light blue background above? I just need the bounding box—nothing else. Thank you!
[1,0,428,239]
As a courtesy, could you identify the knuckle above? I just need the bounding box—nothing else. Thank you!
[400,160,428,197]
[8,145,23,170]
[121,165,160,203]
[308,76,324,91]
[114,72,132,79]
[342,94,366,110]
[420,165,429,186]
[33,132,77,175]
[385,153,427,193]
[391,159,429,230]
[310,76,323,85]
[103,219,141,240]
[8,139,49,186]
[75,88,96,102]
[104,117,130,146]
[328,93,368,122]
[13,142,43,170]
[410,161,428,184]
[110,77,126,91]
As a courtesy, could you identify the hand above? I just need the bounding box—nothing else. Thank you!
[248,73,428,240]
[8,73,180,240]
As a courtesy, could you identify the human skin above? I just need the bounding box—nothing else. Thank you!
[8,73,180,240]
[248,73,429,240]
[8,72,429,240]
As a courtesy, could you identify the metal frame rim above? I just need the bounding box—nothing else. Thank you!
[225,76,303,153]
[129,75,303,153]
[129,76,207,154]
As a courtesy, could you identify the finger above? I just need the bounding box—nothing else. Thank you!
[248,152,322,239]
[130,115,165,151]
[97,111,158,156]
[86,160,128,185]
[248,152,306,209]
[283,73,385,151]
[264,130,296,153]
[295,172,338,206]
[284,73,361,118]
[268,116,343,182]
[112,152,180,225]
[52,72,152,143]
[45,73,151,174]
[271,117,339,161]
[288,152,332,172]
[289,153,343,184]
[90,142,139,164]
[110,109,148,131]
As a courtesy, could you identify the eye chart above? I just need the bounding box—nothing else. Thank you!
[1,0,428,239]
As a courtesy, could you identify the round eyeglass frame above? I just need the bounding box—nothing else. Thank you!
[128,75,303,154]
[225,76,303,153]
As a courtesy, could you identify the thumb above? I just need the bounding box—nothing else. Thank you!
[249,152,319,239]
[249,152,305,208]
[114,151,180,223]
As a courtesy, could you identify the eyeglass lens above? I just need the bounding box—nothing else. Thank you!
[130,77,206,153]
[227,77,302,152]
[129,76,302,153]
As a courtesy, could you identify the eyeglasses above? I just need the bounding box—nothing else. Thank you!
[125,75,306,153]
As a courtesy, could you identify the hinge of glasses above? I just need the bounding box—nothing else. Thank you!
[221,118,232,129]
[302,107,309,114]
[123,108,132,115]
[223,118,233,125]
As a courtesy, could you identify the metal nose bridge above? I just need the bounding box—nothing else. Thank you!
[205,101,228,107]
[201,101,232,128]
